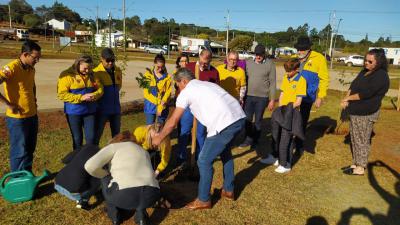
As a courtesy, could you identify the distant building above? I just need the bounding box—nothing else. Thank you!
[275,47,298,56]
[369,47,400,65]
[46,19,71,31]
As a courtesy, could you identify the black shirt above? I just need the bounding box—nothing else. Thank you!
[55,144,99,193]
[348,69,389,116]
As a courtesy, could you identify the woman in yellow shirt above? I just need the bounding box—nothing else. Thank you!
[57,55,103,153]
[132,123,171,177]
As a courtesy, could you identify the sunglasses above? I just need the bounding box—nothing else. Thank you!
[106,58,115,63]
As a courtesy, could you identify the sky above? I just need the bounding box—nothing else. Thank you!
[4,0,400,42]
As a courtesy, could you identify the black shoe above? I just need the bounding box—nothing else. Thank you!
[134,210,150,225]
[239,139,252,149]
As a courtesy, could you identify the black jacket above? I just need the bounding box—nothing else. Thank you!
[55,144,99,193]
[271,103,305,141]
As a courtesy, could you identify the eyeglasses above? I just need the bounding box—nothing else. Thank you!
[29,54,41,61]
[106,58,115,63]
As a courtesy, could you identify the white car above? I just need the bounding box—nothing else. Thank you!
[344,55,364,67]
[238,50,255,60]
[146,45,167,55]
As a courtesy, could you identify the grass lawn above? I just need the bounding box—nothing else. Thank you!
[0,92,400,225]
[390,78,399,90]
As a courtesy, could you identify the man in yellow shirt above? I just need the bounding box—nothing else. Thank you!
[217,51,246,105]
[0,41,41,172]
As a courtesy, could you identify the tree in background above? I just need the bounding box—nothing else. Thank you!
[229,35,253,51]
[9,0,33,24]
[23,14,41,28]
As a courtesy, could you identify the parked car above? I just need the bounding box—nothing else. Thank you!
[344,55,364,67]
[337,56,347,62]
[139,44,149,50]
[146,45,167,54]
[238,50,255,60]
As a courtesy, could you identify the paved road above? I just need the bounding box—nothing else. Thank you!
[0,59,397,113]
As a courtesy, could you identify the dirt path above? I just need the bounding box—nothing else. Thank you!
[0,59,397,113]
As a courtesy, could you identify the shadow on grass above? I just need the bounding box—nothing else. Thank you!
[337,160,400,225]
[303,116,337,154]
[305,216,329,225]
[35,171,58,200]
[234,161,269,200]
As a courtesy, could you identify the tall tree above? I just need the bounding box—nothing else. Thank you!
[9,0,33,24]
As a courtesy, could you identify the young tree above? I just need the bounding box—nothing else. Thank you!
[23,14,41,28]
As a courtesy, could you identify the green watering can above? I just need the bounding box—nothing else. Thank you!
[0,170,49,203]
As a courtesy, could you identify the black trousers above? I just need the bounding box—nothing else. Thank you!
[101,176,160,222]
[271,119,295,167]
[243,96,269,143]
[296,101,313,150]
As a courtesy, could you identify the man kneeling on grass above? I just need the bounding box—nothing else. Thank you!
[152,68,246,210]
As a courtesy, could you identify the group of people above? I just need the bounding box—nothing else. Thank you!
[0,35,390,224]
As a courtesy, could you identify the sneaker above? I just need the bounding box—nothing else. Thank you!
[273,160,279,167]
[76,199,89,210]
[274,165,291,173]
[260,154,277,165]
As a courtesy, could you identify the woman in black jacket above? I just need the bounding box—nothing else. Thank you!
[341,48,390,175]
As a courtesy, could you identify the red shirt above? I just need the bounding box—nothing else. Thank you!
[186,62,220,84]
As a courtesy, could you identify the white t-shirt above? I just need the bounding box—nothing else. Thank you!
[176,79,246,137]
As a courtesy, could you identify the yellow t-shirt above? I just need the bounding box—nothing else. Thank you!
[0,59,37,118]
[133,125,171,172]
[216,65,246,99]
[279,73,307,106]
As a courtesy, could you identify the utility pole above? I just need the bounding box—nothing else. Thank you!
[331,18,343,69]
[108,12,112,48]
[168,22,171,59]
[96,5,99,34]
[123,0,126,52]
[225,9,230,56]
[324,12,331,58]
[328,11,336,60]
[8,4,12,28]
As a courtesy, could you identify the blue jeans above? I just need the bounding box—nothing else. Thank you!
[243,96,269,143]
[54,179,100,202]
[197,118,245,202]
[5,115,38,172]
[66,114,96,150]
[95,113,121,145]
[177,108,207,163]
[145,110,169,125]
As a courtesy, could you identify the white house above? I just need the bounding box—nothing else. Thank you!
[369,47,400,65]
[275,47,297,56]
[95,32,124,47]
[47,19,71,31]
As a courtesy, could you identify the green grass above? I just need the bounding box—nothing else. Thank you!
[390,78,399,90]
[0,90,399,225]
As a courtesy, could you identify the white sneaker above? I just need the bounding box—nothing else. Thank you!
[260,154,277,165]
[273,160,279,167]
[275,165,291,173]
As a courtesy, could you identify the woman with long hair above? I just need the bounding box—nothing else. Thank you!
[132,123,171,177]
[57,55,103,154]
[341,48,390,175]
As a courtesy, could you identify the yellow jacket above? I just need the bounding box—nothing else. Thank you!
[143,68,172,115]
[57,67,103,114]
[294,51,329,102]
[133,125,171,172]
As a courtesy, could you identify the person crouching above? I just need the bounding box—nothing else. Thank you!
[85,131,160,225]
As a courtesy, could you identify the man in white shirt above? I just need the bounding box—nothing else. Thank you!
[152,68,246,210]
